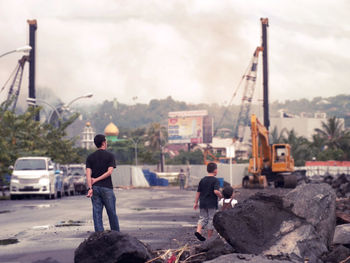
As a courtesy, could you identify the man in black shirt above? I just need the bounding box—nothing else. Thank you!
[86,134,120,232]
[193,162,222,241]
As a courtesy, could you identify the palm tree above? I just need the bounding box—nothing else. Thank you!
[283,129,311,166]
[314,116,345,149]
[147,123,167,151]
[313,116,350,160]
[269,126,288,144]
[146,123,167,171]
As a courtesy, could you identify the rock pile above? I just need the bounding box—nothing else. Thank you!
[213,183,336,262]
[74,182,350,263]
[324,173,350,198]
[74,231,153,263]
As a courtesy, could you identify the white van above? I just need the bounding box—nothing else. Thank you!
[10,157,57,200]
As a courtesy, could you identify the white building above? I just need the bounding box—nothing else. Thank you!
[270,112,344,140]
[81,122,95,149]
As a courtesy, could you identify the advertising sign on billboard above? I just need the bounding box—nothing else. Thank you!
[168,110,213,144]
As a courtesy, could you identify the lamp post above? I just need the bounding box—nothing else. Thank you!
[64,93,93,110]
[48,93,93,126]
[0,45,32,58]
[27,98,62,124]
[123,136,140,166]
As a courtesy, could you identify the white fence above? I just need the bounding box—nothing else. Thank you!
[300,166,350,177]
[112,164,248,187]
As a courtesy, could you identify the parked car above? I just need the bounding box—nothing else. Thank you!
[69,164,87,195]
[60,165,75,196]
[10,157,58,200]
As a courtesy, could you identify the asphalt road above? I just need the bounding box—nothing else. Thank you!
[0,187,199,263]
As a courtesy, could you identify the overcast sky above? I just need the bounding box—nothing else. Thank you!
[0,0,349,107]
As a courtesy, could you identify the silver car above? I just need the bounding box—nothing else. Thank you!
[10,157,58,199]
[69,164,87,195]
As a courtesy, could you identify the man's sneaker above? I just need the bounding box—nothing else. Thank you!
[194,232,206,241]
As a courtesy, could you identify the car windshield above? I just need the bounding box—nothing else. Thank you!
[15,159,46,170]
[69,167,84,176]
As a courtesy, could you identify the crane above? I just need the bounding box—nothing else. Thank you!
[233,46,263,142]
[3,55,29,111]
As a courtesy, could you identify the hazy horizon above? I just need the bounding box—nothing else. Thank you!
[1,0,349,107]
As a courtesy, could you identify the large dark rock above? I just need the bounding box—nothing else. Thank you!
[333,224,350,245]
[283,183,336,247]
[213,183,336,263]
[322,245,350,263]
[190,236,235,262]
[74,231,153,263]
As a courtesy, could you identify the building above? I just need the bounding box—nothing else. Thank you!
[81,122,95,149]
[196,137,236,157]
[270,112,345,140]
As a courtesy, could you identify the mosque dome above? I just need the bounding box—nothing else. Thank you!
[104,122,119,136]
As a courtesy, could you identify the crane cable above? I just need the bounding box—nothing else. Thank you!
[0,63,20,95]
[213,54,257,137]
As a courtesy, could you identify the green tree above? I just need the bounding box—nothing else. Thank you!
[0,103,83,188]
[314,116,350,160]
[315,116,345,149]
[147,123,167,151]
[166,150,204,165]
[282,129,311,166]
[269,126,287,144]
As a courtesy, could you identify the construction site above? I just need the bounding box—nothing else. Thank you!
[1,8,349,263]
[73,18,350,263]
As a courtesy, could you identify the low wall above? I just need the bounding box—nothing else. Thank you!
[112,164,248,187]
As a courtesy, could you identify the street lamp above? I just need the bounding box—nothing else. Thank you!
[123,136,140,166]
[0,45,32,58]
[27,98,62,123]
[65,93,93,110]
[48,93,93,126]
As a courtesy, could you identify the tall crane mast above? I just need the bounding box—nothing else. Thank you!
[261,18,270,131]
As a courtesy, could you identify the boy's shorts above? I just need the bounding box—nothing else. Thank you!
[198,208,217,230]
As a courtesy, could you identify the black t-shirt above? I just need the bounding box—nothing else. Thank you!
[86,149,116,189]
[197,176,220,209]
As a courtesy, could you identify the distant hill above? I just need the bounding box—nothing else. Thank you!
[78,94,350,134]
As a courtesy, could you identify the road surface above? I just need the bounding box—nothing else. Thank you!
[0,187,199,263]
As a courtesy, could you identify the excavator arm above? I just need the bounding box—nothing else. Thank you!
[249,114,271,176]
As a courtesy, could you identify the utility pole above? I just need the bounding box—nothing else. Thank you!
[261,18,269,131]
[27,19,39,121]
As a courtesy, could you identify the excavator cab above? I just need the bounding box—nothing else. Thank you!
[271,144,294,173]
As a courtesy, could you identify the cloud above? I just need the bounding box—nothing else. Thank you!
[0,0,349,108]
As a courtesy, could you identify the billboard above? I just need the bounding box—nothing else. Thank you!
[168,110,213,144]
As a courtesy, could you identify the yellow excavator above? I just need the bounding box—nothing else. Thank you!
[243,114,297,188]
